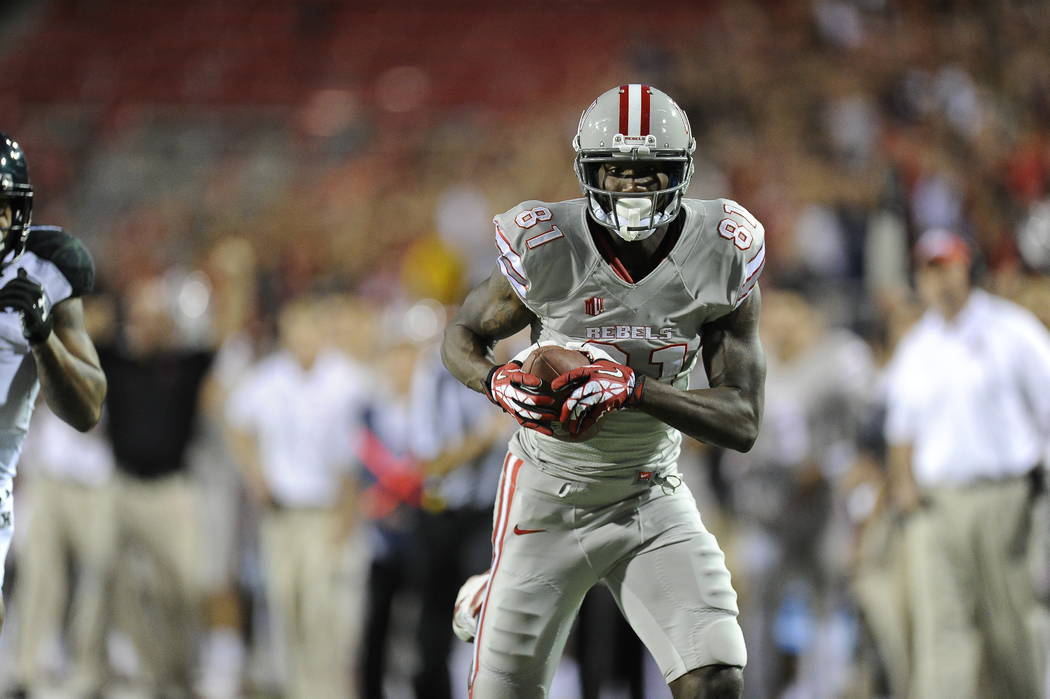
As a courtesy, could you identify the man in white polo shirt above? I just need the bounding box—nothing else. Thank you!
[885,228,1050,698]
[227,294,370,699]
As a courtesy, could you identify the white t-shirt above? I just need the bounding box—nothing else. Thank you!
[21,405,114,487]
[227,349,371,508]
[885,290,1050,486]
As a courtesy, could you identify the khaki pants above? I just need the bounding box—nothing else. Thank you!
[259,507,365,699]
[906,477,1048,699]
[110,472,204,690]
[852,506,912,698]
[12,476,114,691]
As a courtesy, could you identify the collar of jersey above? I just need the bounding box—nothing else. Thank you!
[579,204,686,288]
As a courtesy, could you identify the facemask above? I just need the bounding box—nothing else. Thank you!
[614,198,656,241]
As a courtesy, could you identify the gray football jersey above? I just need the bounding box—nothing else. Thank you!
[494,197,765,480]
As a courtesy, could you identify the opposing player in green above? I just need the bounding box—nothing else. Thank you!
[443,85,767,699]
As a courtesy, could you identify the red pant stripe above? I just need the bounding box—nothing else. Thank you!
[469,456,523,696]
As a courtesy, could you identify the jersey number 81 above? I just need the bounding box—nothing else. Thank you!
[718,202,758,251]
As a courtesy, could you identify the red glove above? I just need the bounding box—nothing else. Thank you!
[551,359,645,436]
[485,361,558,436]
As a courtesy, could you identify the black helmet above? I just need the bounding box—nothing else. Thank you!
[0,133,32,264]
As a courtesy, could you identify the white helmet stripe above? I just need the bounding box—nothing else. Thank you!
[627,84,642,136]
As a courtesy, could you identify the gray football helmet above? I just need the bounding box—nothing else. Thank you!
[573,85,695,241]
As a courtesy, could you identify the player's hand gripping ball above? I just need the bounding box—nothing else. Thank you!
[510,342,643,441]
[485,360,559,436]
[551,358,645,438]
[0,268,53,345]
[518,343,599,441]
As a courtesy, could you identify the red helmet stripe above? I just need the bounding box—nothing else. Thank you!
[618,84,629,135]
[640,85,651,135]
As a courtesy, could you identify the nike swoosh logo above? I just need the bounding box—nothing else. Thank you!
[595,368,623,378]
[513,525,547,535]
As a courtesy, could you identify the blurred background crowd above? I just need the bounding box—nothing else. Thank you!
[0,0,1048,697]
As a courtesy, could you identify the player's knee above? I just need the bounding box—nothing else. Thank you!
[670,664,742,699]
[703,616,747,667]
[700,665,743,699]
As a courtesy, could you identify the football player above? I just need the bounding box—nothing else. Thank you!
[0,134,107,631]
[443,85,766,699]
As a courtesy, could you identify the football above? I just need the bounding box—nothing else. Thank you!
[521,345,591,392]
[520,345,601,442]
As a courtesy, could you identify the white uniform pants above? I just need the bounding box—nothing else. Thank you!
[470,451,745,699]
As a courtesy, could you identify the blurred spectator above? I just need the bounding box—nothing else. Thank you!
[724,288,874,699]
[408,338,505,699]
[97,276,215,698]
[8,405,114,699]
[7,294,117,699]
[357,337,425,699]
[0,0,1046,326]
[848,291,922,699]
[193,238,260,699]
[226,294,370,699]
[885,229,1050,698]
[328,292,380,365]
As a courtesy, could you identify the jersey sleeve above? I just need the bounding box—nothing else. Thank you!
[493,201,575,311]
[23,226,96,302]
[719,200,766,309]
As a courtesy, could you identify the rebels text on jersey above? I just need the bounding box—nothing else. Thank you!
[0,226,95,479]
[494,197,765,480]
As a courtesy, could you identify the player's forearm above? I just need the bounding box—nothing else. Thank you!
[334,475,359,540]
[637,380,761,452]
[443,271,536,394]
[441,323,497,394]
[227,428,272,504]
[888,444,921,512]
[423,429,496,477]
[32,334,106,432]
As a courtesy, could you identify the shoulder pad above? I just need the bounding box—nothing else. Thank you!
[697,199,766,310]
[493,200,580,307]
[24,226,95,297]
